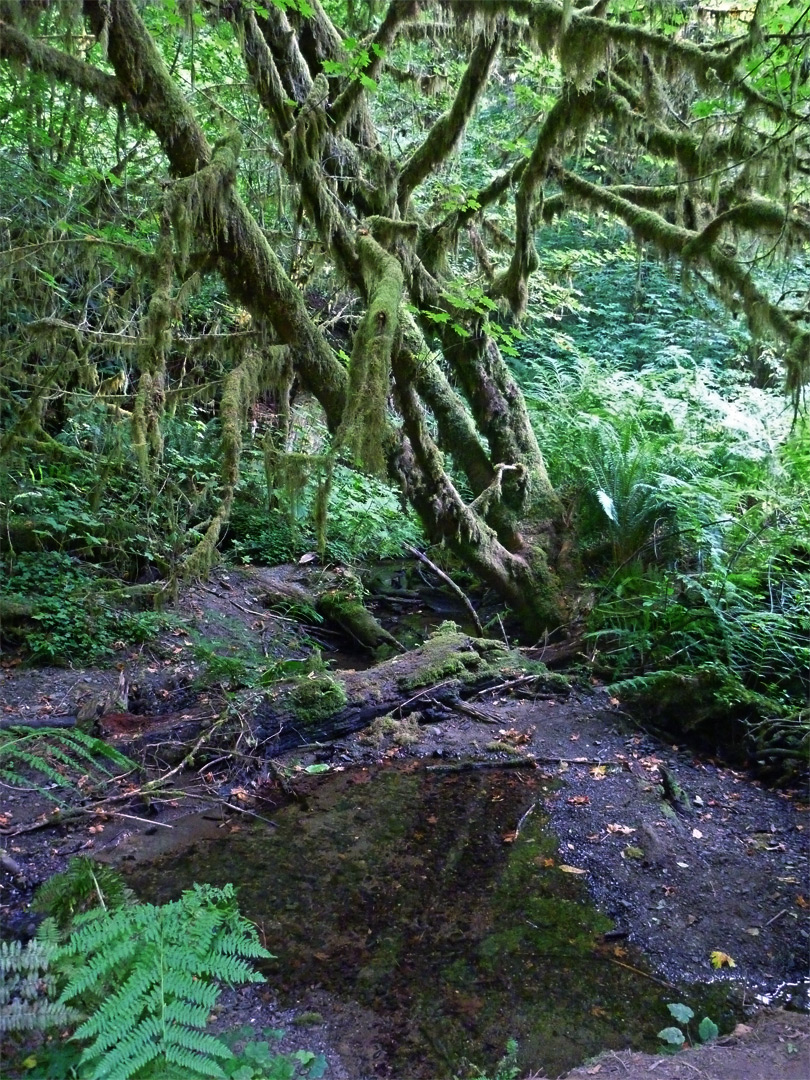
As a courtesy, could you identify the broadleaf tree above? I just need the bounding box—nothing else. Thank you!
[1,0,808,635]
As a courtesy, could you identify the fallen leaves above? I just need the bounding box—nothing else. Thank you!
[567,795,590,806]
[498,728,531,746]
[606,823,635,835]
[710,950,736,969]
[559,864,587,875]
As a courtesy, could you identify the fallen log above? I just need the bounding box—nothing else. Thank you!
[252,623,569,755]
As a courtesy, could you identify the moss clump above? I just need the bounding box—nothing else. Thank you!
[397,622,568,694]
[360,714,422,747]
[485,740,524,755]
[289,674,347,725]
[292,1012,324,1027]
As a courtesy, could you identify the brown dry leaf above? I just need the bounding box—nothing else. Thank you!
[590,765,607,779]
[732,1023,753,1037]
[692,828,704,839]
[606,823,635,835]
[559,864,587,875]
[426,815,438,825]
[498,728,530,745]
[611,944,629,958]
[796,895,808,908]
[586,1067,602,1075]
[569,733,581,741]
[567,795,590,806]
[502,831,518,844]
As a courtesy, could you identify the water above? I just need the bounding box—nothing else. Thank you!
[124,763,735,1077]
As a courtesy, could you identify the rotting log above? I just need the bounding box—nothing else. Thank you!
[252,623,568,755]
[252,564,401,653]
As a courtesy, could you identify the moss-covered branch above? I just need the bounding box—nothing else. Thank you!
[556,167,809,389]
[336,233,403,475]
[397,29,501,208]
[0,19,126,108]
[494,84,596,316]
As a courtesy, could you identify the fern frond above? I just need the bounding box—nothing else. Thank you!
[0,726,135,806]
[58,884,272,1080]
[0,935,77,1033]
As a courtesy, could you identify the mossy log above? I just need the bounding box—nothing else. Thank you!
[252,622,567,755]
[253,564,401,653]
[0,597,34,627]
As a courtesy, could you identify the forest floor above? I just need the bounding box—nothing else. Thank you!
[1,566,808,1080]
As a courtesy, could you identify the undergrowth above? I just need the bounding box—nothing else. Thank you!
[1,862,325,1080]
[520,236,810,781]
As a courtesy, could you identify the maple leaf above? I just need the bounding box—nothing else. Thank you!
[710,950,736,969]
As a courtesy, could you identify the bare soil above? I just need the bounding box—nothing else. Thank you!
[1,566,808,1079]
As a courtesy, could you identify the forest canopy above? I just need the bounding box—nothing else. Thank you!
[0,0,808,651]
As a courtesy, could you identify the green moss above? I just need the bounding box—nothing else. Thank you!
[485,740,523,755]
[289,674,348,725]
[291,1012,324,1027]
[397,622,568,693]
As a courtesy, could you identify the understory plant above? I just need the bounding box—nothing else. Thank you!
[658,1002,718,1051]
[3,863,308,1080]
[0,726,134,804]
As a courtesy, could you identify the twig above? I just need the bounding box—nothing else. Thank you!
[405,544,484,636]
[219,801,278,827]
[605,956,676,990]
[763,907,788,927]
[515,801,537,836]
[101,811,173,828]
[444,699,501,724]
[425,758,537,773]
[607,1050,629,1072]
[472,674,560,698]
[395,680,456,714]
[143,713,229,789]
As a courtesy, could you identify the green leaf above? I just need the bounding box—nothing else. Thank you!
[658,1026,686,1046]
[667,1002,694,1025]
[698,1016,719,1043]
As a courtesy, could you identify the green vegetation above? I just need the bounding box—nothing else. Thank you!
[658,1002,719,1051]
[0,726,134,804]
[2,861,326,1080]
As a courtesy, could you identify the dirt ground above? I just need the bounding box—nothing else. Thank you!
[1,566,808,1079]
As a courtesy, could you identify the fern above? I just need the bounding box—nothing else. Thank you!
[0,934,77,1034]
[57,882,273,1080]
[33,856,137,930]
[0,726,134,804]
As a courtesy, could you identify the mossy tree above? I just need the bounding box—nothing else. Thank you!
[1,0,808,637]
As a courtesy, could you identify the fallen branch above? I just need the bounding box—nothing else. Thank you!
[444,699,501,724]
[425,758,537,773]
[405,544,484,636]
[0,715,78,731]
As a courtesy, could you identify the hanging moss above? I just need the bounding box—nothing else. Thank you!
[335,233,403,476]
